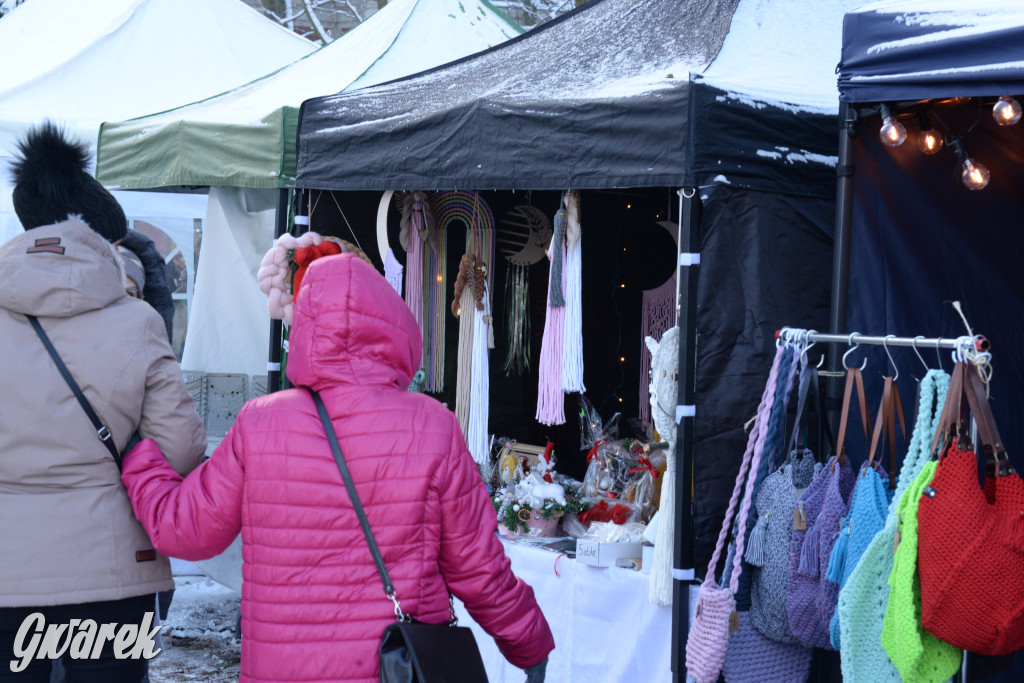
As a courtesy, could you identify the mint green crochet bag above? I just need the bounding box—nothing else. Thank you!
[835,369,949,682]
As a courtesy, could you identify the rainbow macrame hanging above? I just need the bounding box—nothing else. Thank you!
[417,191,495,395]
[438,192,494,463]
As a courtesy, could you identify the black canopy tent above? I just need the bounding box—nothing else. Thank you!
[835,2,1024,680]
[296,0,852,679]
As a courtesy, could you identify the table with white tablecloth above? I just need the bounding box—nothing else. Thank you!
[453,538,673,683]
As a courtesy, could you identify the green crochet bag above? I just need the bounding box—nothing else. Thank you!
[880,459,961,683]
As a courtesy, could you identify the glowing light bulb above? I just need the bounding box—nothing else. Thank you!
[880,116,906,147]
[919,129,943,155]
[993,96,1022,126]
[961,158,990,190]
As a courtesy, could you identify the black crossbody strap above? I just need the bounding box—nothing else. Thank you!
[28,315,121,469]
[308,388,406,617]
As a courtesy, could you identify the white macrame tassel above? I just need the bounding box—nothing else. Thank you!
[384,247,403,296]
[562,237,585,392]
[467,289,491,464]
[454,286,475,436]
[650,440,675,605]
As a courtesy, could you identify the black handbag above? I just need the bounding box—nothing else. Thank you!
[308,389,489,683]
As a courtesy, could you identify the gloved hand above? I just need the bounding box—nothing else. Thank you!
[524,657,547,683]
[119,229,174,343]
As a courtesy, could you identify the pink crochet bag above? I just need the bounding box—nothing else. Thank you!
[686,347,783,683]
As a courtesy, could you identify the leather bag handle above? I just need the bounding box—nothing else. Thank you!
[866,377,907,488]
[788,365,834,460]
[835,368,870,467]
[931,362,966,459]
[962,365,1014,478]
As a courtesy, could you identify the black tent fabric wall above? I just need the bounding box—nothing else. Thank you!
[846,108,1024,472]
[692,184,834,571]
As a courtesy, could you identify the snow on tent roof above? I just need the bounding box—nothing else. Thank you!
[95,0,522,190]
[295,0,859,193]
[698,0,864,114]
[838,0,1024,103]
[0,0,315,158]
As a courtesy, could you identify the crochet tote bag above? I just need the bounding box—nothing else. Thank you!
[721,350,812,683]
[825,376,905,649]
[786,368,867,650]
[917,363,1024,656]
[686,347,782,683]
[747,365,828,645]
[836,369,949,683]
[881,459,960,683]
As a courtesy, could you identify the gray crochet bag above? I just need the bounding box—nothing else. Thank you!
[746,366,829,644]
[747,451,820,643]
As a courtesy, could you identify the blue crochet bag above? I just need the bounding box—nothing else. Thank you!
[834,369,948,682]
[825,376,905,648]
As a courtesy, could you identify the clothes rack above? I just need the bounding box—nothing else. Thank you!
[776,328,989,356]
[778,326,992,683]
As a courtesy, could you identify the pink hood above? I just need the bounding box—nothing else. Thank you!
[286,253,421,393]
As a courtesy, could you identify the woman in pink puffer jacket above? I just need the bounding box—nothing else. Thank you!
[121,253,554,682]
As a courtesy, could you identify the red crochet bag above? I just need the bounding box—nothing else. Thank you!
[917,363,1024,656]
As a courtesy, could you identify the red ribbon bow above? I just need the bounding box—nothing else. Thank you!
[586,438,608,463]
[627,456,660,478]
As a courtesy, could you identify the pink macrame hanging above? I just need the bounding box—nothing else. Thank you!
[639,279,676,425]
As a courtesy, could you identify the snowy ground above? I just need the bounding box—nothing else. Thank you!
[149,573,241,683]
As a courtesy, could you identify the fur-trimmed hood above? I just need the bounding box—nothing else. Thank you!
[0,218,127,318]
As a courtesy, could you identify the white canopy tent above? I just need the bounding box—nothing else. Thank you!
[0,0,316,308]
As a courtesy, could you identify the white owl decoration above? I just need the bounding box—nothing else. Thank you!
[645,326,679,447]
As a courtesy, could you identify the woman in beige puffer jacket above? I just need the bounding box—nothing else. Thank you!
[0,123,205,682]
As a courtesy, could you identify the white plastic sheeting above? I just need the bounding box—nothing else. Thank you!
[181,188,276,376]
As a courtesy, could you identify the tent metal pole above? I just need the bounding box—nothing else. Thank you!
[826,102,858,425]
[672,187,700,683]
[267,187,290,394]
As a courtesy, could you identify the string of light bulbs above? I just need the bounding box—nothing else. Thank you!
[876,96,1021,191]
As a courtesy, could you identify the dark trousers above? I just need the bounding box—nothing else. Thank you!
[0,594,153,683]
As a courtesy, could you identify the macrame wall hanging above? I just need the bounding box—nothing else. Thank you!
[639,219,679,428]
[439,192,495,464]
[399,191,436,352]
[561,191,585,394]
[536,193,569,426]
[496,204,551,375]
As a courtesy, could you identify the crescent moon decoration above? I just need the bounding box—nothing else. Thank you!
[496,206,552,376]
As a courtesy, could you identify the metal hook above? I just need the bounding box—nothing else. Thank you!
[934,337,945,370]
[842,333,867,371]
[909,336,930,382]
[799,330,825,368]
[882,335,899,382]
